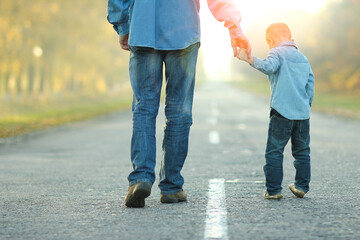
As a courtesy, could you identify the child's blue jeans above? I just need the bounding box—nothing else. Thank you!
[264,109,311,195]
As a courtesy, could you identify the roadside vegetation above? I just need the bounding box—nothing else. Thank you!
[232,0,360,119]
[235,76,360,119]
[1,0,359,138]
[0,1,132,138]
[0,95,132,138]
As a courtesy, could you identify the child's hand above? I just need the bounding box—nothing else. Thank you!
[236,48,254,65]
[237,48,249,61]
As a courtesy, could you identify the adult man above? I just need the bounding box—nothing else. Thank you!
[107,0,250,208]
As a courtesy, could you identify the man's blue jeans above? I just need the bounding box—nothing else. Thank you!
[264,109,311,195]
[128,43,200,195]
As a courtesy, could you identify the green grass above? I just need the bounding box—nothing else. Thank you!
[0,95,132,138]
[234,78,360,119]
[2,78,359,139]
[312,92,360,118]
[0,80,205,139]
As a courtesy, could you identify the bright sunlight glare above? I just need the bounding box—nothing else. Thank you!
[199,0,328,79]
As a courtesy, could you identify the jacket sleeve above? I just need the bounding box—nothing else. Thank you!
[207,0,243,38]
[306,67,315,107]
[252,50,281,75]
[107,0,130,36]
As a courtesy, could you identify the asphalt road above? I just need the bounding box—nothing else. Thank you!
[1,81,360,240]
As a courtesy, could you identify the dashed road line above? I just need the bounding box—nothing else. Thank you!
[204,178,228,240]
[209,131,220,144]
[208,117,218,125]
[211,108,219,117]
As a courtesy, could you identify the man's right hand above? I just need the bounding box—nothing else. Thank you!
[231,35,251,58]
[119,34,130,51]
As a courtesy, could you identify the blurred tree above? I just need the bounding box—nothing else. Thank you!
[230,0,360,95]
[0,0,129,101]
[309,0,360,93]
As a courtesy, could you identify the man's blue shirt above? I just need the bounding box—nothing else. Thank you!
[253,41,315,120]
[107,0,201,50]
[108,0,244,50]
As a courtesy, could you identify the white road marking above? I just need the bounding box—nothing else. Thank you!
[211,101,218,108]
[209,131,220,144]
[204,178,228,240]
[211,108,219,117]
[225,179,264,184]
[208,117,218,125]
[236,124,247,130]
[240,149,252,155]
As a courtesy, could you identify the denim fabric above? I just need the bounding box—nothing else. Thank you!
[252,41,315,120]
[128,42,200,195]
[107,0,243,50]
[264,109,311,195]
[107,0,200,50]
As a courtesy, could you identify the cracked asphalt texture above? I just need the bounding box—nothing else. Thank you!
[1,81,359,239]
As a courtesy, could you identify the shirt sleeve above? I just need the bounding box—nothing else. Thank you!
[306,66,315,107]
[252,50,281,75]
[107,0,130,36]
[207,0,243,38]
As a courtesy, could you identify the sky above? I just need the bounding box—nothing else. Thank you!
[199,0,329,77]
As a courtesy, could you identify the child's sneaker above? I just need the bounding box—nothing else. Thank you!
[264,191,283,199]
[288,184,306,198]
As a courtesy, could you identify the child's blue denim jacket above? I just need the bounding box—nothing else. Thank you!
[253,41,315,120]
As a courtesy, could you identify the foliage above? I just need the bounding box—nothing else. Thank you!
[0,96,132,138]
[232,0,360,95]
[0,0,129,100]
[307,0,360,93]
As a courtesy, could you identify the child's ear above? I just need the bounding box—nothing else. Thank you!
[266,38,273,46]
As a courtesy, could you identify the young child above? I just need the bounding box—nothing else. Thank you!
[237,23,315,199]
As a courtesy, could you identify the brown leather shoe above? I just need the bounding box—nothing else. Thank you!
[160,190,187,203]
[289,184,306,198]
[264,191,283,200]
[125,182,151,208]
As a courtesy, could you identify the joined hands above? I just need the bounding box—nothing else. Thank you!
[236,48,254,65]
